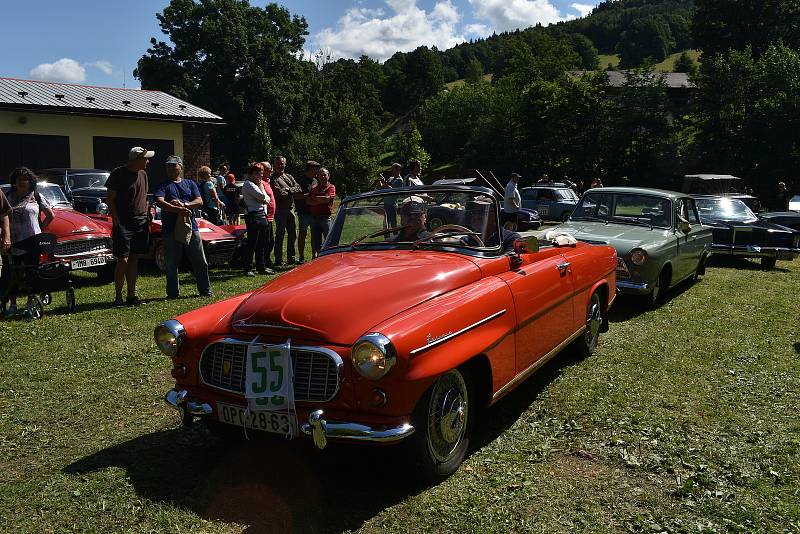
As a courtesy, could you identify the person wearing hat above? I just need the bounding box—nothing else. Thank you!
[466,196,520,252]
[393,195,431,242]
[106,146,153,307]
[294,160,320,264]
[503,172,522,229]
[153,156,213,300]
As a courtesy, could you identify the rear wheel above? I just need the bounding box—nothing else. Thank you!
[26,296,44,320]
[574,292,602,358]
[428,217,445,231]
[408,369,473,483]
[154,243,166,272]
[761,257,777,270]
[561,211,572,222]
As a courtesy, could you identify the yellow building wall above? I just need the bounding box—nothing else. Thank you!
[0,110,183,167]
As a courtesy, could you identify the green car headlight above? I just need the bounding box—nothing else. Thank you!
[352,333,397,380]
[154,319,186,357]
[629,248,648,266]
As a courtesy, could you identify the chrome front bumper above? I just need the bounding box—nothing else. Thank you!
[163,389,415,449]
[710,244,798,259]
[616,279,650,293]
[300,409,415,449]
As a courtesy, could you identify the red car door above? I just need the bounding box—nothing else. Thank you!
[497,247,575,375]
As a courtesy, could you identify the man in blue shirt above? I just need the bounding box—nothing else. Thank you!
[153,156,213,299]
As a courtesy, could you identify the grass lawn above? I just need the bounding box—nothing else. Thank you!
[1,255,798,533]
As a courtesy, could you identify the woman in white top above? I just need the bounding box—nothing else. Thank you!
[405,159,424,186]
[241,163,273,276]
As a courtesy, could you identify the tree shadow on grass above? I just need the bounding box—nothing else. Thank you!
[64,425,421,534]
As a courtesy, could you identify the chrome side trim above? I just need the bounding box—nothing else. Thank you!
[198,338,344,402]
[492,326,585,401]
[409,309,507,356]
[300,409,415,448]
[616,280,649,290]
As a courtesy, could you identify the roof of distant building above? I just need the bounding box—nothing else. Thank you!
[569,70,694,89]
[0,77,224,123]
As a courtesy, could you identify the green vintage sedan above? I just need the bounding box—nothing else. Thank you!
[554,187,713,306]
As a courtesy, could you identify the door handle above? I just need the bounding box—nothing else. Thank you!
[556,262,571,273]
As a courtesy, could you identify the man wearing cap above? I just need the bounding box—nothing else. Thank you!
[503,172,522,229]
[270,156,302,265]
[294,161,319,263]
[467,197,521,252]
[106,147,153,307]
[153,156,213,299]
[393,196,431,241]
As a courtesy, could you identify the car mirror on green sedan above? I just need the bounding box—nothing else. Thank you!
[678,217,691,234]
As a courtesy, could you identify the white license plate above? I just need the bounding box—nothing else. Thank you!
[217,402,297,436]
[70,256,107,270]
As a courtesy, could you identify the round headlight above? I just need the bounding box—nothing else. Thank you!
[97,202,109,215]
[154,319,186,357]
[629,248,648,266]
[352,333,397,380]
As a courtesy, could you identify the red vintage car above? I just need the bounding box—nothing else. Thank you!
[2,183,114,278]
[155,186,617,481]
[90,206,244,272]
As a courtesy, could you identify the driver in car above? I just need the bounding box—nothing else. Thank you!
[393,195,432,242]
[465,197,521,252]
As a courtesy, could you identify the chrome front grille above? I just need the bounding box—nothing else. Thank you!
[203,240,237,265]
[54,237,112,258]
[200,341,341,402]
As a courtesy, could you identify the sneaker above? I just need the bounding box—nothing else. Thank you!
[244,271,256,277]
[287,257,296,265]
[126,295,142,306]
[295,258,305,265]
[3,304,17,317]
[114,297,125,308]
[200,290,214,298]
[257,268,276,275]
[165,294,179,300]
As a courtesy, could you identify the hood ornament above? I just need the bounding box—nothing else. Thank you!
[233,319,301,331]
[71,225,92,233]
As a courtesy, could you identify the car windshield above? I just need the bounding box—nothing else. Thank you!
[695,197,757,222]
[555,188,579,201]
[572,192,672,228]
[37,184,71,206]
[69,173,108,189]
[326,189,503,252]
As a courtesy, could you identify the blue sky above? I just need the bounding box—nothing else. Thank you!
[0,0,596,88]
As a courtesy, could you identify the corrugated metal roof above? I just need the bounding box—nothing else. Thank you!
[0,77,224,123]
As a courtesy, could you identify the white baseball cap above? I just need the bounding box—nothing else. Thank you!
[128,146,155,160]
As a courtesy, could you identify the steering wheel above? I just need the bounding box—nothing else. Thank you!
[433,224,485,247]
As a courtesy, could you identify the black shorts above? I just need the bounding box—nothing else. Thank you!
[112,221,150,258]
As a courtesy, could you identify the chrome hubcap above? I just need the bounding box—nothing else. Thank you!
[428,371,468,462]
[586,299,601,346]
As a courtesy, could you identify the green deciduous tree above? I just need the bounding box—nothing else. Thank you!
[618,16,676,68]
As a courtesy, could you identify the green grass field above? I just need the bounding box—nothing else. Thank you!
[1,255,798,533]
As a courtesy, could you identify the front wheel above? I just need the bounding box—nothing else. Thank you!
[407,369,473,483]
[645,268,669,309]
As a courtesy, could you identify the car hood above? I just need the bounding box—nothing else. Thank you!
[230,250,482,345]
[48,207,112,237]
[702,217,794,234]
[556,220,671,253]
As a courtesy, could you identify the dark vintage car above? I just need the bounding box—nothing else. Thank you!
[759,211,800,233]
[431,179,541,230]
[155,185,617,481]
[38,168,110,215]
[693,196,800,269]
[682,174,761,212]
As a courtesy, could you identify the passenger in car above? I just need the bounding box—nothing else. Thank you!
[466,197,520,252]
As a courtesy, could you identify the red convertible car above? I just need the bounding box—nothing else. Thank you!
[155,186,617,481]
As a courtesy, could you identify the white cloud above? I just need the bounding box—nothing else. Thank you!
[467,0,563,33]
[570,3,594,18]
[29,58,86,83]
[87,60,113,75]
[313,0,466,61]
[464,23,491,36]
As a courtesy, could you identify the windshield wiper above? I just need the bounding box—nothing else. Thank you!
[570,216,608,224]
[610,216,653,229]
[350,225,410,247]
[412,230,482,249]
